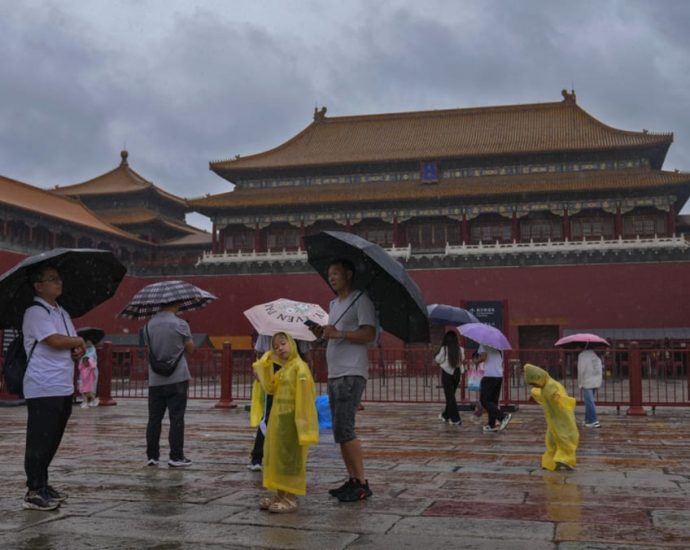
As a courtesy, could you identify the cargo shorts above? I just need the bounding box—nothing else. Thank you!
[327,375,366,444]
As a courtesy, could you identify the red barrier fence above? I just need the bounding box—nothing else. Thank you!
[2,343,689,412]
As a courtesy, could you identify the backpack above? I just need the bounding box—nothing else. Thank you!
[2,302,50,397]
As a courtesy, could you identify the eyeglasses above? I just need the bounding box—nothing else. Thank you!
[40,276,62,283]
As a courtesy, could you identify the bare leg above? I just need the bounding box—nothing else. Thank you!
[340,438,365,481]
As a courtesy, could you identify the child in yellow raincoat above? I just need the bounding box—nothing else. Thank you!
[523,363,579,471]
[250,332,319,513]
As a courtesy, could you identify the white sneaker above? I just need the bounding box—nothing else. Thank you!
[80,402,89,409]
[247,462,262,471]
[499,413,512,431]
[482,425,499,433]
[147,458,159,466]
[584,421,601,428]
[168,457,192,467]
[437,413,447,423]
[89,398,100,407]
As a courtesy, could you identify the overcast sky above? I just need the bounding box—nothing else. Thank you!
[2,0,690,230]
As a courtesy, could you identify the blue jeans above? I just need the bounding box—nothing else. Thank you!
[583,388,598,424]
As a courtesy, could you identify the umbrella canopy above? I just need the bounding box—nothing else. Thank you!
[555,333,610,349]
[0,248,126,329]
[119,280,217,319]
[304,231,429,343]
[244,298,328,342]
[458,323,512,350]
[76,326,105,345]
[427,304,479,326]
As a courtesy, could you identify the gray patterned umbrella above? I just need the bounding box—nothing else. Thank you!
[119,280,217,319]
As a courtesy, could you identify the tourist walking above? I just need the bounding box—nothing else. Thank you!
[577,346,603,428]
[474,344,512,433]
[434,330,463,425]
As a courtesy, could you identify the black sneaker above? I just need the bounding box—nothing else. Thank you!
[23,489,60,511]
[45,485,67,502]
[337,479,372,502]
[328,478,355,497]
[168,457,192,467]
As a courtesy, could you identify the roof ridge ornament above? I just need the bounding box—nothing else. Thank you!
[120,149,129,165]
[561,89,576,104]
[313,106,327,122]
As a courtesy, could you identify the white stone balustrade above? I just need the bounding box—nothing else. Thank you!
[444,234,688,256]
[195,236,686,265]
[197,244,412,265]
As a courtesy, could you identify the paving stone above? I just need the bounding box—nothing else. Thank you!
[1,400,690,548]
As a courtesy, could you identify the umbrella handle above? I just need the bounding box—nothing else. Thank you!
[331,290,365,328]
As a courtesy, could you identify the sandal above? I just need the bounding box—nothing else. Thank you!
[268,496,298,514]
[259,495,281,510]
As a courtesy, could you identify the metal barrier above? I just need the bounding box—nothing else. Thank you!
[3,342,688,412]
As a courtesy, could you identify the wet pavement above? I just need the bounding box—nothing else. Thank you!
[1,399,690,549]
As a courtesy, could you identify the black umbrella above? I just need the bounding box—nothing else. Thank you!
[0,248,127,329]
[304,231,430,343]
[76,327,106,345]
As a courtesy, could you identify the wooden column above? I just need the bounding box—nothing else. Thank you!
[215,343,236,409]
[667,205,676,236]
[218,227,226,253]
[254,223,263,251]
[614,207,623,238]
[626,342,647,416]
[461,214,470,244]
[562,208,571,241]
[511,212,520,242]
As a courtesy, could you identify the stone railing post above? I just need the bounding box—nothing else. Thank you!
[626,341,646,416]
[215,342,236,409]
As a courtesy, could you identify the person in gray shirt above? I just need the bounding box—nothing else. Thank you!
[311,258,376,502]
[144,301,195,467]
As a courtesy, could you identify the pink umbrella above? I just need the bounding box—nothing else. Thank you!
[243,298,328,342]
[555,333,610,348]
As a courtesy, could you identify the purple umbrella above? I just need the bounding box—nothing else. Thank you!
[458,323,511,350]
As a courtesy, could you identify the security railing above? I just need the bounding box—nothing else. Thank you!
[64,342,688,414]
[2,343,688,413]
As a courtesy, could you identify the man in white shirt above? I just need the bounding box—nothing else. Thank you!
[22,265,85,511]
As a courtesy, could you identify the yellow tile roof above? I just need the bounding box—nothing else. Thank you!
[100,208,207,236]
[0,174,146,242]
[190,169,690,210]
[54,150,188,206]
[210,93,672,174]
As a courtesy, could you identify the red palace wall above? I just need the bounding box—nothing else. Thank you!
[82,262,690,347]
[1,250,688,346]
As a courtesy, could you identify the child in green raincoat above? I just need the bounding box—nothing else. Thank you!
[250,332,319,513]
[523,363,579,471]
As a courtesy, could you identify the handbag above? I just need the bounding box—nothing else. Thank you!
[145,324,185,377]
[467,364,485,392]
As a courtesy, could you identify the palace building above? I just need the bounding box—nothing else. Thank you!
[0,91,688,349]
[188,90,690,348]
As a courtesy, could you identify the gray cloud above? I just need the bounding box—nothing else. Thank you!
[1,0,690,226]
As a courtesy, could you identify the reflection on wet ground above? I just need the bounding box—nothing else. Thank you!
[1,399,689,549]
